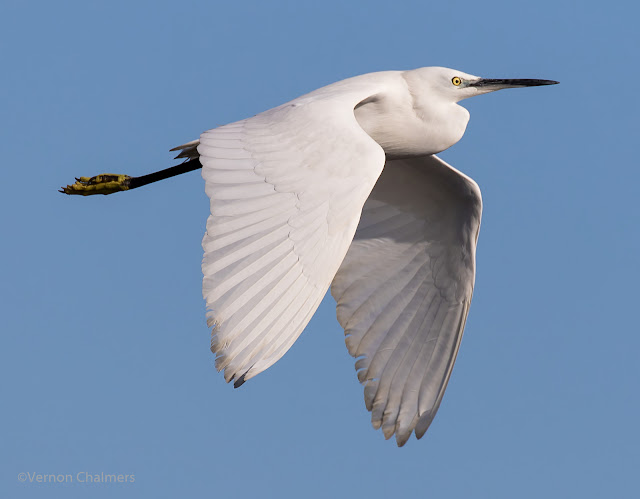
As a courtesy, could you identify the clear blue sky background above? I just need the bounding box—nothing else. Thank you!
[2,1,638,497]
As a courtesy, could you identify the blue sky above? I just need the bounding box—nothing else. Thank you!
[2,0,638,497]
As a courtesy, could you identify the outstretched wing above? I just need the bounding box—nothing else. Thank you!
[331,155,482,446]
[198,77,389,387]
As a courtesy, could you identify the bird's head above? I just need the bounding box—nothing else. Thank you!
[410,66,558,103]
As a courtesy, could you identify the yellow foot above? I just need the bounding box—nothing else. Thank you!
[59,174,132,196]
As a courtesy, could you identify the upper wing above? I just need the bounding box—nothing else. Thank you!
[331,154,482,446]
[198,78,388,387]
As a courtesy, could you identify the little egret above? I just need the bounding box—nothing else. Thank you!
[61,67,557,446]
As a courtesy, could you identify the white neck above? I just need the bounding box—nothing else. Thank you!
[354,71,470,159]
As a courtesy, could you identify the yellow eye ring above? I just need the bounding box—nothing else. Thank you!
[452,76,462,86]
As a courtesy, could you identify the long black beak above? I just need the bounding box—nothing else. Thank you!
[469,78,559,88]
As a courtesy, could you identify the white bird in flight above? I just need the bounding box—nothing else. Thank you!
[61,67,557,446]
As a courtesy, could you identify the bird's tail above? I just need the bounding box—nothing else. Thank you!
[170,139,201,160]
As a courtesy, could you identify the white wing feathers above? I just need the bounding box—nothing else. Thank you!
[188,74,482,446]
[331,156,482,445]
[198,79,387,387]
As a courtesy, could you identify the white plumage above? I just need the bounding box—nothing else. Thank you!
[171,67,556,446]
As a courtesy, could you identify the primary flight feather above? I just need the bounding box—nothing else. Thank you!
[61,67,557,446]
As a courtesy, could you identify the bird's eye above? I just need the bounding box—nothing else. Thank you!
[452,76,462,86]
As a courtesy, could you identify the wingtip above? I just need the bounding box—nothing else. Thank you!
[395,434,410,447]
[233,372,248,388]
[414,412,434,440]
[382,424,395,440]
